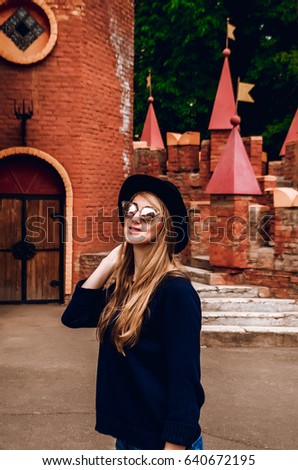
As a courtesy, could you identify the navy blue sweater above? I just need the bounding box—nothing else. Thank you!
[61,275,205,450]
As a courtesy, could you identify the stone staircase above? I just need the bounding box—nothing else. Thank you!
[185,266,298,347]
[81,252,298,347]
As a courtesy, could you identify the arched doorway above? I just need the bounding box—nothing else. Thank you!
[0,154,65,303]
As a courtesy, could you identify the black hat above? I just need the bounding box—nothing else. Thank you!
[118,174,189,253]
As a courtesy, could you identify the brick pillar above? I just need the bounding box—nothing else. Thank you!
[243,136,263,176]
[274,206,298,262]
[165,134,200,264]
[283,141,298,190]
[189,200,211,257]
[167,144,199,173]
[167,143,200,202]
[210,130,230,172]
[134,147,167,176]
[256,175,276,193]
[268,161,284,178]
[200,139,211,191]
[209,195,255,268]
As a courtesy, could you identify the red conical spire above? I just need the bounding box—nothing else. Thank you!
[206,115,262,195]
[279,108,298,156]
[208,49,236,130]
[140,96,164,149]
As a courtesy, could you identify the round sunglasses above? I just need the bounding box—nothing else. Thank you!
[121,201,161,223]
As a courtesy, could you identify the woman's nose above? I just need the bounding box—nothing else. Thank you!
[131,211,141,222]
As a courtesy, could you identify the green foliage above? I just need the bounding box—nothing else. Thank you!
[134,0,298,160]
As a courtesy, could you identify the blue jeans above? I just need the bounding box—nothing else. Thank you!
[115,434,204,450]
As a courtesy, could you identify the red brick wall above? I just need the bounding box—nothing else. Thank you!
[167,144,201,202]
[283,141,298,189]
[199,139,212,191]
[209,195,253,269]
[210,130,230,171]
[242,269,298,299]
[167,144,199,174]
[274,207,298,261]
[243,136,263,176]
[0,0,134,287]
[134,148,167,176]
[132,136,298,298]
[268,160,284,177]
[189,201,211,257]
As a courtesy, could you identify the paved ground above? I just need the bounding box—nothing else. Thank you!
[0,303,297,450]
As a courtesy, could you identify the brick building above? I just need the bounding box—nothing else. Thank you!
[133,52,298,299]
[1,4,297,304]
[0,0,134,303]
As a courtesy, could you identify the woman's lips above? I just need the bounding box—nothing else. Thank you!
[128,225,143,234]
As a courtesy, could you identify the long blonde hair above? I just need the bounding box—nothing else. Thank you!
[97,192,188,354]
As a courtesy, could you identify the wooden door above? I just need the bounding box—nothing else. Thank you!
[0,197,64,303]
[0,199,22,301]
[26,199,63,301]
[0,155,65,303]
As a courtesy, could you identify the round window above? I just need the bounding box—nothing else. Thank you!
[0,0,57,64]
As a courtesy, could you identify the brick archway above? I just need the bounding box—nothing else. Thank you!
[0,146,73,298]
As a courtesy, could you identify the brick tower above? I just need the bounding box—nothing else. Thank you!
[0,0,134,303]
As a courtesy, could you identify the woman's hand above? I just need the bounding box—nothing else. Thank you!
[104,244,123,271]
[82,244,123,289]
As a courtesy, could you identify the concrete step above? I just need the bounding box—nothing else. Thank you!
[201,325,298,347]
[192,281,270,298]
[191,255,211,270]
[186,266,227,285]
[275,177,293,188]
[202,311,298,327]
[187,266,298,347]
[201,297,298,313]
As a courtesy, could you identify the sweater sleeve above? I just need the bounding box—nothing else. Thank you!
[160,277,204,447]
[61,280,111,328]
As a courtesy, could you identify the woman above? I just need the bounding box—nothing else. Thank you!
[61,174,205,450]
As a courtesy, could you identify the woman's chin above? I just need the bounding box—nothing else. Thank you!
[125,233,147,244]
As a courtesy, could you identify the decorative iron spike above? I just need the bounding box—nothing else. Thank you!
[13,99,34,146]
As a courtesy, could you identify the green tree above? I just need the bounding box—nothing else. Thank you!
[134,0,297,160]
